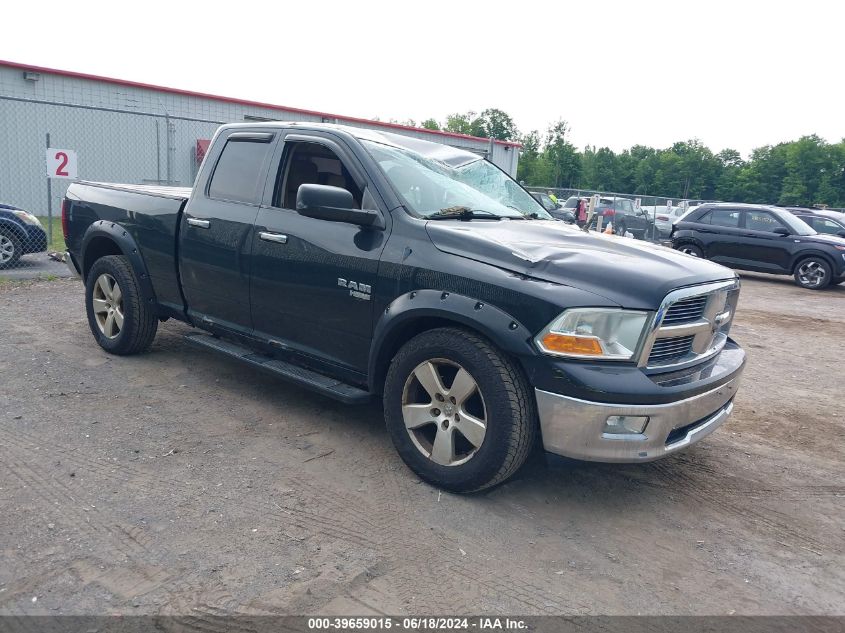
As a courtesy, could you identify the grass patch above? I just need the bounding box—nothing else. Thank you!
[35,217,66,252]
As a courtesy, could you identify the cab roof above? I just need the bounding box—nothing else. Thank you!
[221,121,486,169]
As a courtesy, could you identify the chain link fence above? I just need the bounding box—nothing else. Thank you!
[0,95,221,273]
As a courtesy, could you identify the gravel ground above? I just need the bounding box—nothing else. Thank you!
[0,273,842,617]
[0,253,73,281]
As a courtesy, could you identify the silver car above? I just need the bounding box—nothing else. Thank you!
[654,205,692,238]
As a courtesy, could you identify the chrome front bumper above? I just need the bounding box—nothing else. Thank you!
[535,374,741,462]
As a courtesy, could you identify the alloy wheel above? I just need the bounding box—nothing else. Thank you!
[680,246,699,257]
[92,273,124,339]
[0,235,14,264]
[797,261,826,288]
[401,359,487,466]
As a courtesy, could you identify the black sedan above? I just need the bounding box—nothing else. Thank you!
[671,203,845,289]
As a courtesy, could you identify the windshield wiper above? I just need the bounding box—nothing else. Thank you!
[427,206,503,221]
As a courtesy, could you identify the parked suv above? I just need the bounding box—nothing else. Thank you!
[0,202,48,268]
[672,203,845,289]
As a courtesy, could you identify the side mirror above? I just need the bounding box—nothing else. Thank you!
[837,230,845,239]
[296,184,378,227]
[772,227,791,236]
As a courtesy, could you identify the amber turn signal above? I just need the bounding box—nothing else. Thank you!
[539,333,603,356]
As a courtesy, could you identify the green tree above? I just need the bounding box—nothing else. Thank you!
[544,120,580,188]
[421,118,441,131]
[517,130,551,186]
[444,112,478,136]
[581,146,618,191]
[472,108,519,142]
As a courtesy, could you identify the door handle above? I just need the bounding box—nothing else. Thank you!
[259,231,288,244]
[187,218,210,229]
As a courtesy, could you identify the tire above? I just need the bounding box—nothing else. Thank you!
[0,229,22,268]
[383,327,537,493]
[85,255,158,354]
[793,257,832,290]
[614,220,627,236]
[676,243,703,258]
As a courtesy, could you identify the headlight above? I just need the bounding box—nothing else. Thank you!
[12,210,43,228]
[535,308,650,360]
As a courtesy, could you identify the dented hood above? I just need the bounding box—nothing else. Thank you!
[425,220,737,310]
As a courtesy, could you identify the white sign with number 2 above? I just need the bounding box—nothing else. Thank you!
[45,148,78,179]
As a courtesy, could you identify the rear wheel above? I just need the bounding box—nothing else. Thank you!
[676,243,703,258]
[85,255,158,354]
[0,230,22,268]
[794,257,832,290]
[383,327,537,493]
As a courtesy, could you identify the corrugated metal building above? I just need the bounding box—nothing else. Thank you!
[0,60,520,216]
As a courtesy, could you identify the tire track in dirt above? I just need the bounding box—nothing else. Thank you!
[4,425,571,613]
[0,445,255,615]
[284,474,570,613]
[0,456,175,606]
[0,425,384,553]
[646,459,831,554]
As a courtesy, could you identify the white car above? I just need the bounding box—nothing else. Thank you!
[654,205,693,238]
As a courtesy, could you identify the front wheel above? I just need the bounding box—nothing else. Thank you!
[0,230,22,268]
[794,257,832,290]
[383,327,537,493]
[85,255,158,354]
[676,243,703,258]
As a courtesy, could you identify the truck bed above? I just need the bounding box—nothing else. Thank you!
[65,180,193,316]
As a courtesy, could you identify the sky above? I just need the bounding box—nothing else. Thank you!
[1,0,843,158]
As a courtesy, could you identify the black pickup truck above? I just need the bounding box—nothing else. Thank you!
[63,122,746,492]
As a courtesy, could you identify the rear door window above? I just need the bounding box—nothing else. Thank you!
[709,209,741,228]
[208,138,273,204]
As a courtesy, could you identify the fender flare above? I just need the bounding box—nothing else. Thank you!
[367,289,536,392]
[81,220,157,305]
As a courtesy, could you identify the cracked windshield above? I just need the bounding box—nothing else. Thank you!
[363,140,552,220]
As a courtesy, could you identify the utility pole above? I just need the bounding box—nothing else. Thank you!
[45,133,53,247]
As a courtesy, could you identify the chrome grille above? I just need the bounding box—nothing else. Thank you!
[648,335,695,363]
[639,279,740,370]
[662,295,708,325]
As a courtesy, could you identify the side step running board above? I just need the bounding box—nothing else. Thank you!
[184,332,371,405]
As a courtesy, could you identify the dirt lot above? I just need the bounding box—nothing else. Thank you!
[1,274,843,617]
